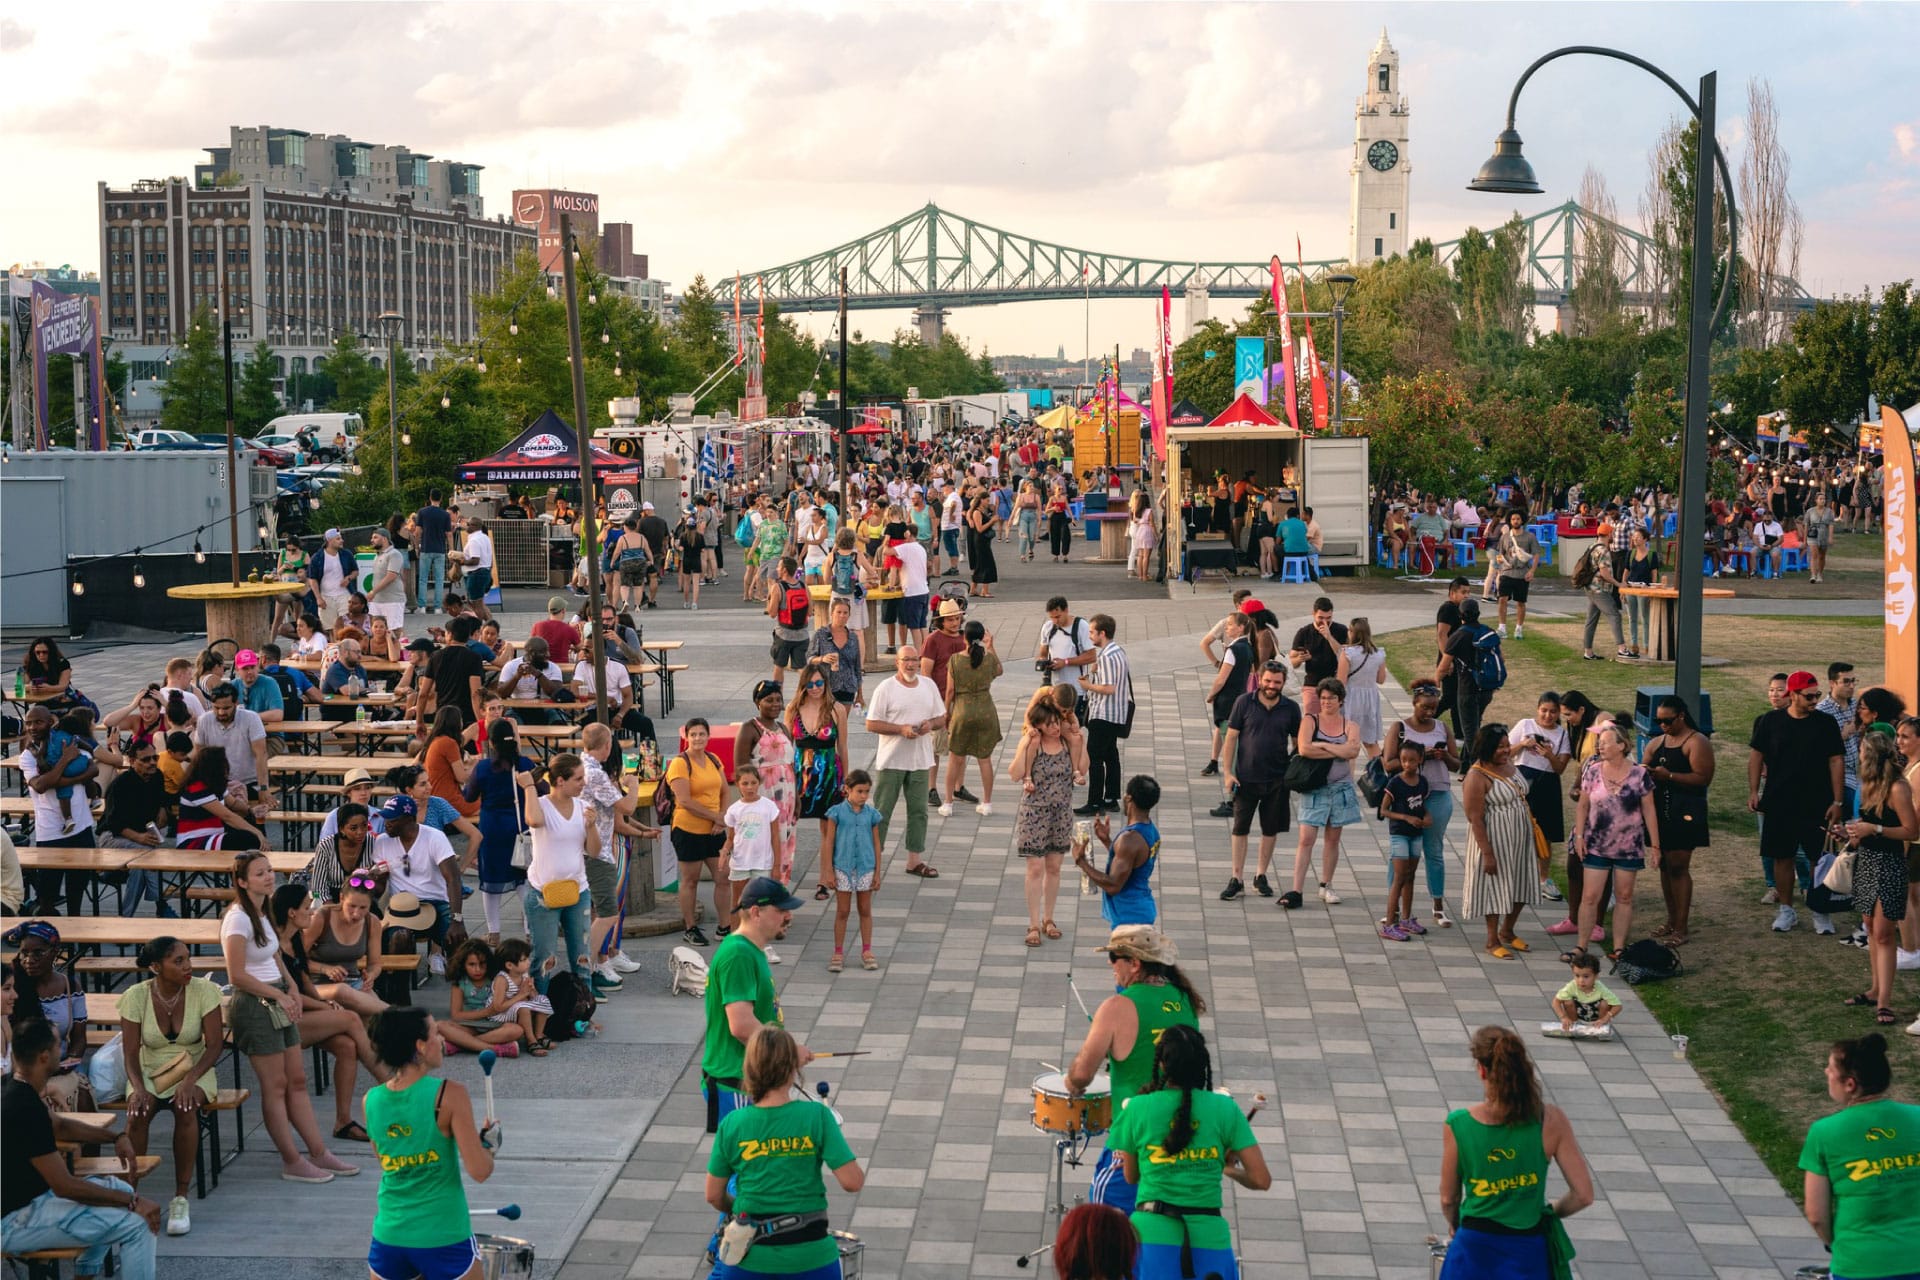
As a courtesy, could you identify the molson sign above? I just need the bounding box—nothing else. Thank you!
[512,189,600,272]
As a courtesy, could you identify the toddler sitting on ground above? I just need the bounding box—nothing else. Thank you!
[1546,953,1622,1038]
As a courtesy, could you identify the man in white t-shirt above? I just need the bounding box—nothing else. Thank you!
[890,536,930,650]
[370,795,463,966]
[864,646,948,878]
[316,527,352,628]
[459,519,495,623]
[1755,514,1785,578]
[194,685,270,790]
[571,641,653,740]
[939,484,965,574]
[1036,595,1096,698]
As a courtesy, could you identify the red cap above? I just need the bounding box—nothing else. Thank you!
[1786,671,1819,693]
[1240,599,1265,615]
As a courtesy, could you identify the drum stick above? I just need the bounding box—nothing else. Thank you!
[1068,976,1093,1022]
[1039,1061,1062,1075]
[809,1051,872,1059]
[477,1049,498,1125]
[1245,1093,1267,1123]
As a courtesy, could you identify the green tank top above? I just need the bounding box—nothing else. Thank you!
[1445,1107,1549,1230]
[367,1076,471,1247]
[1109,981,1199,1107]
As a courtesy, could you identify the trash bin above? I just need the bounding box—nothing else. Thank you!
[1633,686,1713,754]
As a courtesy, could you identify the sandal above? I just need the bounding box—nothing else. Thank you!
[904,864,941,878]
[1877,1007,1898,1026]
[1651,923,1676,938]
[1501,936,1531,953]
[1558,949,1587,965]
[814,883,831,901]
[332,1120,370,1143]
[1486,945,1514,960]
[1025,928,1043,948]
[529,1037,552,1057]
[1042,919,1062,940]
[1664,932,1689,946]
[1605,949,1624,964]
[1844,993,1876,1007]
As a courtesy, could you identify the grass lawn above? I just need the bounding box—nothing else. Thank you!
[1379,611,1917,1197]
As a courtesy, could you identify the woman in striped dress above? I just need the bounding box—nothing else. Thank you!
[1462,726,1540,960]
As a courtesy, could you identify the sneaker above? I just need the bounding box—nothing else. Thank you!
[494,1041,520,1058]
[684,926,711,946]
[1590,926,1606,942]
[1209,801,1234,818]
[1898,949,1920,972]
[1200,760,1220,776]
[1843,928,1870,949]
[1280,890,1304,910]
[1514,626,1524,639]
[861,950,878,970]
[1909,1014,1920,1038]
[1546,918,1578,936]
[1812,912,1836,936]
[1379,922,1411,942]
[1540,879,1564,902]
[954,786,980,804]
[1219,878,1244,901]
[716,925,731,938]
[929,788,943,807]
[591,975,622,999]
[1252,874,1274,898]
[1073,803,1104,817]
[595,963,625,987]
[609,951,641,973]
[937,803,954,818]
[428,953,446,977]
[1771,905,1798,933]
[166,1195,191,1236]
[828,951,844,973]
[975,803,993,817]
[1401,917,1428,936]
[765,948,782,965]
[1319,884,1342,905]
[1761,887,1780,905]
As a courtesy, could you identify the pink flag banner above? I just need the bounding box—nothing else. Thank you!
[1268,256,1301,431]
[1296,238,1329,432]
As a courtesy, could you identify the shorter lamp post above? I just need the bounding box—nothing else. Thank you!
[378,310,403,488]
[1325,272,1356,435]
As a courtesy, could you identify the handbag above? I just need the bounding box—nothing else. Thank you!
[1114,670,1137,740]
[510,773,534,870]
[1357,754,1389,809]
[1282,753,1332,792]
[541,878,581,910]
[1531,816,1553,870]
[1818,834,1855,897]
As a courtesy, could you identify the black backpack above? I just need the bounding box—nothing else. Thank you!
[1611,939,1683,985]
[543,971,597,1042]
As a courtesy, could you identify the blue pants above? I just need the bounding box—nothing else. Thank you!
[522,886,589,996]
[416,552,447,610]
[116,868,177,919]
[1138,1239,1238,1280]
[1419,789,1453,900]
[0,1178,156,1280]
[1089,1146,1137,1213]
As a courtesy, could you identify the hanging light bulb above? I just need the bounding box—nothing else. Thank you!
[71,576,85,597]
[509,321,518,336]
[441,394,451,408]
[193,538,206,565]
[546,285,557,300]
[588,292,597,305]
[477,359,487,373]
[614,365,622,377]
[600,331,610,344]
[132,559,147,589]
[257,521,270,542]
[402,431,412,445]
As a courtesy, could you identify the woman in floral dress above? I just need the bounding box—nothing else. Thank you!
[787,660,848,899]
[735,680,799,882]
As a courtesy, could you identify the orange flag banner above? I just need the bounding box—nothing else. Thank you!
[1883,405,1918,709]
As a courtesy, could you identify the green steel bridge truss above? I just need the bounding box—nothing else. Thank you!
[714,200,1815,316]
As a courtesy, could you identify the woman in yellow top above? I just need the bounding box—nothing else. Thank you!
[668,717,732,948]
[118,937,227,1235]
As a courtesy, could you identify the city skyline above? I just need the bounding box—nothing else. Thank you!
[5,1,1916,360]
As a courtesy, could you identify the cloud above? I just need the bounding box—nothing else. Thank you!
[0,18,34,53]
[1897,123,1917,162]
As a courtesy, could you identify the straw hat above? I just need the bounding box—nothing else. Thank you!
[383,892,437,931]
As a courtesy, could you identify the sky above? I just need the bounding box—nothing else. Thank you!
[4,1,1916,362]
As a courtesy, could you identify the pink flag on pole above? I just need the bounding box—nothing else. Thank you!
[1296,238,1329,432]
[1268,257,1301,431]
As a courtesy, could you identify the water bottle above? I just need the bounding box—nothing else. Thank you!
[12,671,22,698]
[356,704,368,723]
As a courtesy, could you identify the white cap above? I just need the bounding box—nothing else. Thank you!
[641,501,654,510]
[323,528,342,541]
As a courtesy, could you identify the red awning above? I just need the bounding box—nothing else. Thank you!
[1205,393,1282,429]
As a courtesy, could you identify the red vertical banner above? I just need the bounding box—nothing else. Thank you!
[1297,238,1330,433]
[1150,287,1171,458]
[1883,406,1918,709]
[1267,256,1301,431]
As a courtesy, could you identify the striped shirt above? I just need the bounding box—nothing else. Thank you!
[1087,642,1131,725]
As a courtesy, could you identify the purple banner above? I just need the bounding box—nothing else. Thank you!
[32,280,107,450]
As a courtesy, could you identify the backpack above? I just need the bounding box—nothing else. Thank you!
[1467,624,1507,692]
[267,668,303,711]
[1043,616,1089,659]
[734,514,755,548]
[653,759,680,828]
[778,581,811,629]
[830,551,858,596]
[543,970,597,1042]
[1610,938,1683,985]
[1571,549,1597,590]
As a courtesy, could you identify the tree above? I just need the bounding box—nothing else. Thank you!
[1452,214,1531,350]
[1867,280,1920,410]
[1169,320,1238,418]
[1737,78,1803,349]
[322,330,382,418]
[668,275,743,413]
[1640,118,1683,318]
[1779,295,1872,429]
[235,340,282,434]
[1568,166,1626,336]
[1655,117,1741,338]
[159,304,225,436]
[1355,368,1478,497]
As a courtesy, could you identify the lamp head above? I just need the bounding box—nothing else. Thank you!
[1467,128,1543,195]
[1325,273,1358,306]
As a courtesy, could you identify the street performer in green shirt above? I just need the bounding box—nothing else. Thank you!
[1065,924,1204,1213]
[702,876,814,1132]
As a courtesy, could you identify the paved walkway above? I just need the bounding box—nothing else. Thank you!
[26,555,1826,1279]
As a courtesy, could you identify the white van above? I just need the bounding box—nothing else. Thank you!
[262,412,363,461]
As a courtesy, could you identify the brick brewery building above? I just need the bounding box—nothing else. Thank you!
[99,125,534,419]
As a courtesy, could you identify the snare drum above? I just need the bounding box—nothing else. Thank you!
[1031,1070,1111,1135]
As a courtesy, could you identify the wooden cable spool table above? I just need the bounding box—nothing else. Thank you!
[166,581,308,656]
[1617,586,1737,663]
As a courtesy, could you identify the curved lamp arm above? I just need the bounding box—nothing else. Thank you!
[1502,45,1738,331]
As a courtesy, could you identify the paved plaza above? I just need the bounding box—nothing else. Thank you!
[25,555,1828,1279]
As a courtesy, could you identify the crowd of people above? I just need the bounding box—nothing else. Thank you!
[4,419,1915,1280]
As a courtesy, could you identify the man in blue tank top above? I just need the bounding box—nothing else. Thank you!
[1073,775,1161,926]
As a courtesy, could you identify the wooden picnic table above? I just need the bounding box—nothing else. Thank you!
[1618,586,1737,663]
[286,656,408,674]
[126,849,310,875]
[16,848,142,873]
[18,916,224,948]
[268,753,417,775]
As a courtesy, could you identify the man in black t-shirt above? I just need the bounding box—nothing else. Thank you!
[414,489,454,612]
[1440,599,1492,764]
[419,616,488,732]
[1289,595,1349,715]
[2,1020,161,1263]
[1747,670,1845,933]
[637,502,671,607]
[1435,578,1471,739]
[1204,613,1256,817]
[1219,661,1301,901]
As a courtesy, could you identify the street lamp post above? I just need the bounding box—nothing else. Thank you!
[1467,45,1737,714]
[559,213,610,729]
[378,311,403,489]
[1325,273,1356,436]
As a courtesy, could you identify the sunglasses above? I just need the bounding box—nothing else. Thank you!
[805,680,826,689]
[347,872,378,890]
[1260,660,1287,673]
[1654,715,1677,727]
[1411,683,1441,695]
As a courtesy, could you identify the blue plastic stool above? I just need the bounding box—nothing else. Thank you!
[1279,556,1312,583]
[1451,539,1477,566]
[1781,546,1808,573]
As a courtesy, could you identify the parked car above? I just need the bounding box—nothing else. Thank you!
[128,428,220,451]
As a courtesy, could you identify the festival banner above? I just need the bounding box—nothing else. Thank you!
[1149,287,1172,458]
[30,281,108,450]
[1883,405,1918,709]
[1267,256,1301,431]
[1233,338,1265,402]
[734,274,744,357]
[1297,238,1330,433]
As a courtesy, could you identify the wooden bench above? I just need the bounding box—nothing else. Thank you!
[74,953,226,991]
[101,1087,251,1199]
[71,1154,163,1181]
[3,1246,87,1280]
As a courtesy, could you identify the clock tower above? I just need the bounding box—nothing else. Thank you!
[1349,27,1410,265]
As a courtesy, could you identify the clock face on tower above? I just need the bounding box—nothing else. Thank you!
[1367,140,1399,172]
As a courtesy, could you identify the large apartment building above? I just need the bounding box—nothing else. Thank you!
[99,126,535,417]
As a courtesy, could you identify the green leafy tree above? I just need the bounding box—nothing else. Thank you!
[1778,295,1872,429]
[1656,118,1742,337]
[1867,279,1919,410]
[1452,214,1531,351]
[668,275,744,412]
[159,304,225,436]
[1169,320,1238,418]
[322,330,383,418]
[235,340,282,434]
[1356,368,1478,496]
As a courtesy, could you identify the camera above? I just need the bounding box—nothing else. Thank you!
[1036,657,1055,685]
